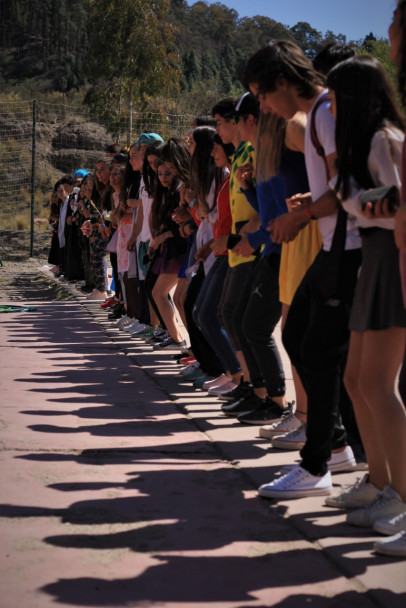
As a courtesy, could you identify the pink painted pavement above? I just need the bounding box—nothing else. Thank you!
[0,298,405,608]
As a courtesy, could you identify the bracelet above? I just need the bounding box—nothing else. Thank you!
[305,203,316,220]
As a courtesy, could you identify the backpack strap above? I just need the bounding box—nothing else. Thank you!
[310,92,349,302]
[310,92,331,181]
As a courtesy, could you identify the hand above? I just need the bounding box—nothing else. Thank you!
[180,222,193,238]
[66,216,72,225]
[172,206,191,224]
[99,224,110,239]
[119,201,127,211]
[195,243,212,262]
[268,213,303,243]
[395,205,406,253]
[236,163,253,190]
[232,234,254,257]
[286,192,311,213]
[362,198,397,220]
[210,235,228,254]
[196,209,207,221]
[126,236,137,251]
[151,233,166,249]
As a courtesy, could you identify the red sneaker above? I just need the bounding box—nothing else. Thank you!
[179,356,196,366]
[100,297,119,309]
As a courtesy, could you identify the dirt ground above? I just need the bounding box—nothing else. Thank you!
[0,230,74,301]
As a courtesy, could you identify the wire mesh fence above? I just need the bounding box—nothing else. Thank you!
[0,100,193,239]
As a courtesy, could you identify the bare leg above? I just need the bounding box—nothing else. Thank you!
[152,273,183,343]
[173,277,189,330]
[358,328,406,500]
[149,303,159,328]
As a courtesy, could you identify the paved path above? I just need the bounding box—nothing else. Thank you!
[0,290,405,607]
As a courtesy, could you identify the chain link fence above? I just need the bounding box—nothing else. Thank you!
[0,100,193,250]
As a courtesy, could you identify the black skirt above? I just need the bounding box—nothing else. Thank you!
[350,228,406,331]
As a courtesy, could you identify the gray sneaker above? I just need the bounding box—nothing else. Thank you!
[271,422,307,450]
[325,474,380,508]
[373,510,406,536]
[346,485,406,527]
[374,531,406,557]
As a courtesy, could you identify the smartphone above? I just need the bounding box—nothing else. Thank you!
[361,185,398,213]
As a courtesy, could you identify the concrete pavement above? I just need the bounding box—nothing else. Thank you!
[0,292,405,608]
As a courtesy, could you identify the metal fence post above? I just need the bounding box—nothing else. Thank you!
[30,99,37,257]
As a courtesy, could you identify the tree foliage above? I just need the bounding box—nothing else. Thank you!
[83,0,180,130]
[0,0,392,118]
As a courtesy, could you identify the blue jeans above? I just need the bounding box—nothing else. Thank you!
[194,256,241,375]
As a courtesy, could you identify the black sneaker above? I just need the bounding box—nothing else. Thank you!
[221,393,265,417]
[145,332,169,345]
[153,338,187,351]
[108,304,125,319]
[237,399,293,425]
[80,285,93,294]
[217,380,253,402]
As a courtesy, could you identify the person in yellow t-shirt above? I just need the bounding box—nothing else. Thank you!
[211,94,260,403]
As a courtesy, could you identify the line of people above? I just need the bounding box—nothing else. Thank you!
[47,5,406,560]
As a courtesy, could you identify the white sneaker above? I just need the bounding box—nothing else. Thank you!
[259,413,303,440]
[180,361,200,376]
[281,444,358,474]
[208,380,237,396]
[373,510,406,536]
[129,323,147,335]
[258,466,332,499]
[346,485,406,528]
[115,315,130,328]
[202,374,229,390]
[374,531,406,557]
[327,446,357,472]
[271,422,307,450]
[325,474,381,508]
[123,318,140,332]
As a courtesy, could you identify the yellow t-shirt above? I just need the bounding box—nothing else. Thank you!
[229,141,257,267]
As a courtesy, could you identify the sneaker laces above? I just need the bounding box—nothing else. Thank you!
[336,475,369,495]
[281,401,295,418]
[276,466,308,487]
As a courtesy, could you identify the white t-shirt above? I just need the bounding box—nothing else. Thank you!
[138,177,153,243]
[330,127,403,230]
[305,90,360,251]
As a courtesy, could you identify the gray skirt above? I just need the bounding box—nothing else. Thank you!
[350,228,406,332]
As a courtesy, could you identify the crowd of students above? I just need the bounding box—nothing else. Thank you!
[47,1,406,559]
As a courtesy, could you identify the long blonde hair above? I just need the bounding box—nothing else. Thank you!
[255,113,286,184]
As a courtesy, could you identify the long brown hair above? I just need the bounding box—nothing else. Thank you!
[255,113,287,183]
[327,55,405,200]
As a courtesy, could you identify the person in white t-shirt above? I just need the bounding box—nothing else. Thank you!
[243,40,362,499]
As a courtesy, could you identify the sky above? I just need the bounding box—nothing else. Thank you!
[188,0,396,42]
